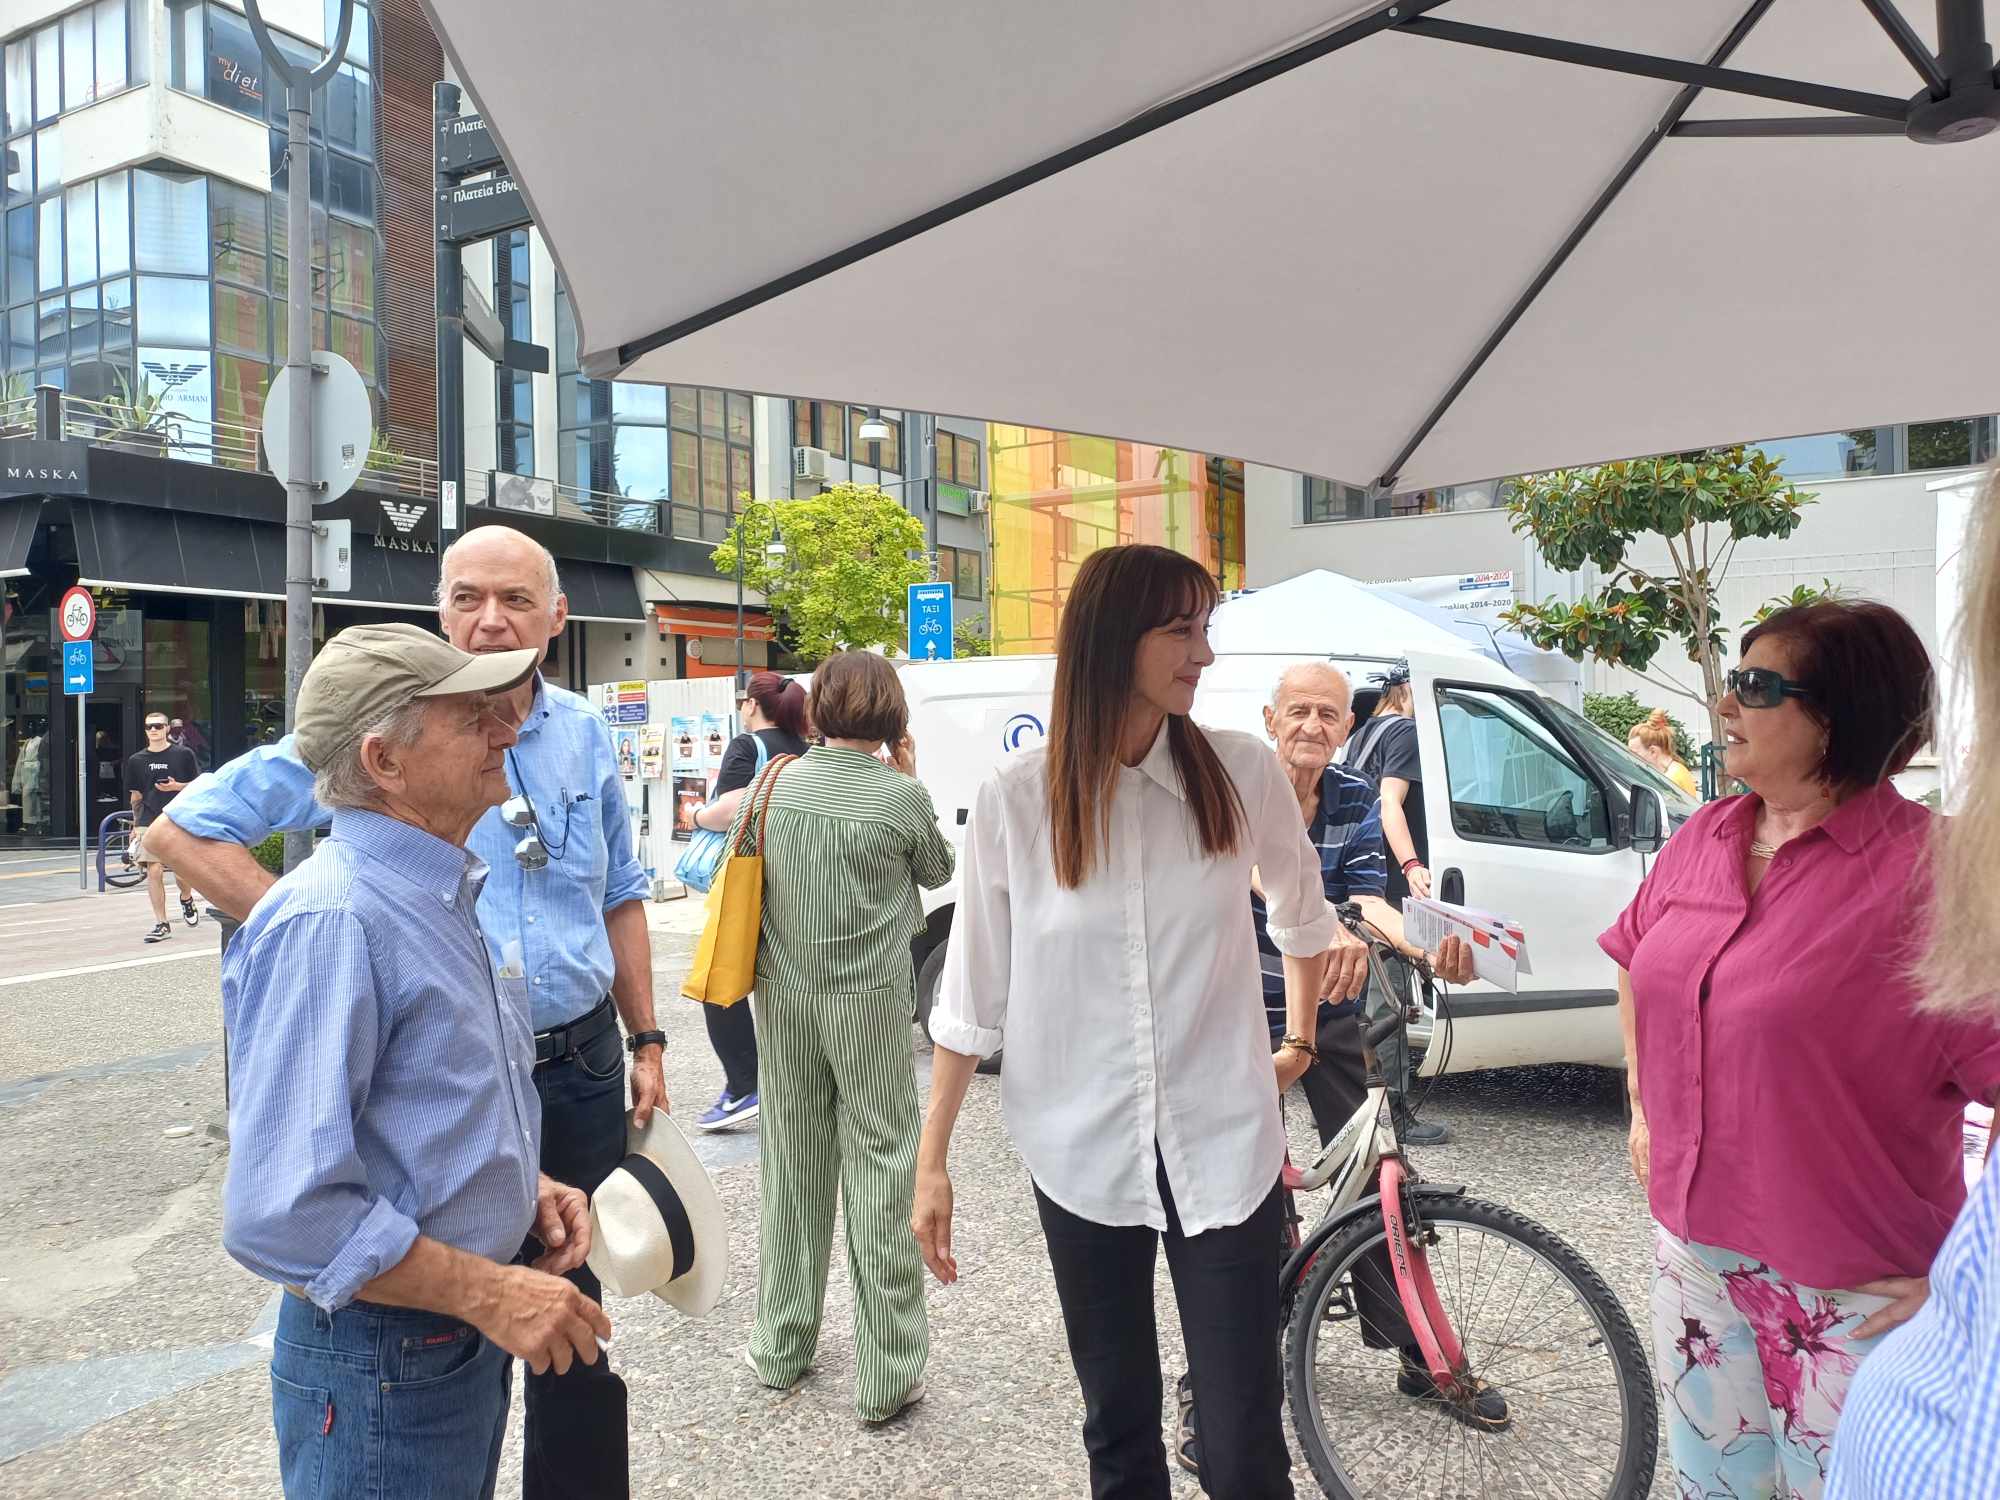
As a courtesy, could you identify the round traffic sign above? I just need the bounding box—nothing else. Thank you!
[58,585,95,641]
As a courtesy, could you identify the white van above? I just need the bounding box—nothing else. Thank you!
[900,647,1696,1077]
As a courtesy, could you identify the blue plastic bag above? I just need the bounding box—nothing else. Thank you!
[672,730,765,893]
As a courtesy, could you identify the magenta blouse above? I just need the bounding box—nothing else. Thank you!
[1601,783,2000,1290]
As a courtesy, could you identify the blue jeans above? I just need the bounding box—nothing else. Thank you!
[271,1292,511,1500]
[524,1005,631,1500]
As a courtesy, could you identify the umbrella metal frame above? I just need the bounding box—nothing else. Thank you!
[607,0,1998,493]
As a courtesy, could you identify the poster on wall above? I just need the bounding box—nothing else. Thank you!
[638,725,665,781]
[1368,570,1516,626]
[670,716,699,774]
[137,347,216,464]
[701,712,730,771]
[605,681,648,726]
[612,728,639,780]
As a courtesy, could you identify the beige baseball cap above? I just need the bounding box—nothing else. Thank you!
[295,623,540,772]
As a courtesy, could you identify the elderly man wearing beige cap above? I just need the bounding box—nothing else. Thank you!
[220,623,611,1500]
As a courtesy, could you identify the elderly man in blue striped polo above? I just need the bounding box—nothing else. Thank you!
[222,623,611,1500]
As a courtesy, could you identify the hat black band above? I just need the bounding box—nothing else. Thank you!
[619,1151,695,1283]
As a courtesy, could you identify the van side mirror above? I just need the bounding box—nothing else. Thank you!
[1629,783,1668,855]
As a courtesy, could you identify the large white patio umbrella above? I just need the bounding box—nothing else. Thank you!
[420,0,2000,491]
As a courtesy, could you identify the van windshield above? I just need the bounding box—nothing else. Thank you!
[1541,699,1700,816]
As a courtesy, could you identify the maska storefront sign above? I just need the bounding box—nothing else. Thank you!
[0,442,89,494]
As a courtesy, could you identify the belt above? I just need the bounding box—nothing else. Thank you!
[533,995,618,1068]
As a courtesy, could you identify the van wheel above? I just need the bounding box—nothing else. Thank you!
[915,942,1002,1076]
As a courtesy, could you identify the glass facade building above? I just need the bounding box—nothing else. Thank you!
[987,425,1243,654]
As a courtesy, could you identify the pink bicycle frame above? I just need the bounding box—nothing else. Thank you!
[1378,1156,1469,1390]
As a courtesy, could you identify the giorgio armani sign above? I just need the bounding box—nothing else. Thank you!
[0,442,89,494]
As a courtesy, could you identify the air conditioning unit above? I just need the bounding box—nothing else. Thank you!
[967,489,990,514]
[793,446,829,481]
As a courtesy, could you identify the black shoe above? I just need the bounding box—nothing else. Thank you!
[1174,1370,1200,1475]
[1398,1351,1511,1432]
[144,922,172,944]
[1394,1107,1451,1146]
[181,897,199,927]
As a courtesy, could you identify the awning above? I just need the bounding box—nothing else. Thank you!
[655,602,774,642]
[423,0,2000,491]
[69,501,438,612]
[559,559,645,623]
[0,495,38,578]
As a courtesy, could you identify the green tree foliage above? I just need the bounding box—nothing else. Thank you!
[1501,447,1814,746]
[1582,692,1696,767]
[953,617,993,658]
[711,485,930,665]
[1744,579,1839,629]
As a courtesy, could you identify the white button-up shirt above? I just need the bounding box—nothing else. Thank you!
[930,722,1338,1236]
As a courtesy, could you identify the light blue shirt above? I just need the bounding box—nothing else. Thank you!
[1828,1158,2000,1499]
[220,808,541,1310]
[168,680,651,1030]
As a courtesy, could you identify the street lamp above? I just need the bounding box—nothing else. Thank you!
[731,502,789,692]
[858,408,891,446]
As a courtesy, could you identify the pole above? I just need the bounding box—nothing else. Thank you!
[734,516,746,693]
[76,693,85,889]
[280,79,315,874]
[241,0,351,874]
[435,82,465,539]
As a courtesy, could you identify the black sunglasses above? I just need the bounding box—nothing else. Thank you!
[145,719,169,729]
[1726,667,1812,710]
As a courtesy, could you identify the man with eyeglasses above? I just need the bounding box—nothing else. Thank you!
[146,525,663,1499]
[125,711,203,943]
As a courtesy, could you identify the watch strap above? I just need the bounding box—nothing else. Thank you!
[625,1029,666,1053]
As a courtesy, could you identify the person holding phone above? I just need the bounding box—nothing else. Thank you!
[125,712,202,942]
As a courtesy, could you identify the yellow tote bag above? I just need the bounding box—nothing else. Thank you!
[681,755,793,1007]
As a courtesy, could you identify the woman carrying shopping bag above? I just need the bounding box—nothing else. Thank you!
[732,650,953,1423]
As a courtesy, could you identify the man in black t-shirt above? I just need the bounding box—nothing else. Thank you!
[125,713,203,943]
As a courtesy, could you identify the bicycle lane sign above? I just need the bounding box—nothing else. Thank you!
[907,582,953,662]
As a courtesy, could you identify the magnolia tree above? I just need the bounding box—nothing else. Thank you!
[710,484,931,664]
[1501,447,1816,748]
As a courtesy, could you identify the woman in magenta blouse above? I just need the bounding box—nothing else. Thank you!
[1602,599,2000,1500]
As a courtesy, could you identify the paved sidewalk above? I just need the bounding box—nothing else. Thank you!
[0,893,1671,1496]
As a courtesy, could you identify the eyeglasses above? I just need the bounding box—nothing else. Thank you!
[1726,667,1812,710]
[500,751,585,870]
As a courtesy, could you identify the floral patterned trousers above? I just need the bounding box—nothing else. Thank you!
[1651,1224,1893,1500]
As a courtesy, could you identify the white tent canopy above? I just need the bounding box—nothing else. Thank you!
[422,0,2000,492]
[1211,571,1586,713]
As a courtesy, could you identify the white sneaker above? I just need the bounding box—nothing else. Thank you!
[742,1346,805,1392]
[866,1381,926,1425]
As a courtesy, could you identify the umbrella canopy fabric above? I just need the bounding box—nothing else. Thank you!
[422,0,2000,491]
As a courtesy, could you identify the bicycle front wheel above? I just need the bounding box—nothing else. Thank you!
[1285,1192,1657,1499]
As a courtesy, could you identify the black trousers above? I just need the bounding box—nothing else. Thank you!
[1292,1004,1411,1351]
[1036,1155,1293,1499]
[703,995,759,1099]
[523,1006,631,1500]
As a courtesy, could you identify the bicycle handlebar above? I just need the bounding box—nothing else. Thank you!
[1362,1012,1402,1052]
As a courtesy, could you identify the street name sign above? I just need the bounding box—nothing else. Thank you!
[438,111,505,176]
[441,173,533,244]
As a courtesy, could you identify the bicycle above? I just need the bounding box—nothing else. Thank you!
[97,810,147,891]
[1278,903,1658,1499]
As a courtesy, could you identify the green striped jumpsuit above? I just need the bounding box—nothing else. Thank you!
[733,745,954,1418]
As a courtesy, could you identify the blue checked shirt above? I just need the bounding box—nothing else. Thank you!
[1254,764,1386,1032]
[220,808,541,1310]
[1826,1159,2000,1500]
[167,680,651,1031]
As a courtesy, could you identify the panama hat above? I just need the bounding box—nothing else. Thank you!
[586,1110,728,1316]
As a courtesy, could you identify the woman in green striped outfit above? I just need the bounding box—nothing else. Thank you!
[734,649,954,1423]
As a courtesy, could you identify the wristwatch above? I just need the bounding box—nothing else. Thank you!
[625,1030,666,1054]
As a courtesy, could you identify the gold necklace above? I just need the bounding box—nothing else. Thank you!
[1749,839,1778,860]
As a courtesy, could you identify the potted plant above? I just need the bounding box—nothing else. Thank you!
[102,370,174,458]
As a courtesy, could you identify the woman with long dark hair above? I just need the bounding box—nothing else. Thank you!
[691,670,809,1130]
[915,544,1338,1497]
